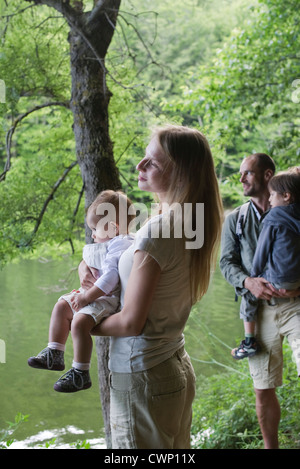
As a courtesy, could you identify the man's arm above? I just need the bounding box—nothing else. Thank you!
[219,211,248,293]
[244,277,273,300]
[220,210,275,300]
[244,278,300,299]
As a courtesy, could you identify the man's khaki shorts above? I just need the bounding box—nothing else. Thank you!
[249,297,300,390]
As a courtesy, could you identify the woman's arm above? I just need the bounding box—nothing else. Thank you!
[91,250,161,337]
[78,260,99,290]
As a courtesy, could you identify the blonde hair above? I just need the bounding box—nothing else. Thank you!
[152,124,224,303]
[87,190,135,233]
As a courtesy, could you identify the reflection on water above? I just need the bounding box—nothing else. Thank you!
[0,257,106,449]
[0,257,243,448]
[8,426,106,449]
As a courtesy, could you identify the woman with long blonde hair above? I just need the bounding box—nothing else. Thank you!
[81,124,223,449]
[153,124,223,302]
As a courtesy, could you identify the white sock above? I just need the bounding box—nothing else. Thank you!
[48,342,65,352]
[72,361,90,371]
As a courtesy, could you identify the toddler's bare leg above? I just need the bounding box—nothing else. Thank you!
[49,299,73,346]
[71,313,95,364]
[244,320,256,335]
[53,313,94,392]
[27,298,72,371]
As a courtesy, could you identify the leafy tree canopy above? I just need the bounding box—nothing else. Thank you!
[1,0,298,265]
[169,0,300,205]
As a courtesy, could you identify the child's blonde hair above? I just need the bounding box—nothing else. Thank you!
[87,190,135,234]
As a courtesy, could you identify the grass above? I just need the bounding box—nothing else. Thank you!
[191,342,300,449]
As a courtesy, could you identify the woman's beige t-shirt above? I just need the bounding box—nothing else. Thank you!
[109,213,193,373]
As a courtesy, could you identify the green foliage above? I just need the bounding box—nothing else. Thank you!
[1,0,299,265]
[1,0,249,266]
[174,0,300,190]
[191,342,300,449]
[0,412,29,449]
[0,104,83,264]
[0,2,83,265]
[108,0,253,208]
[191,364,261,449]
[71,439,91,449]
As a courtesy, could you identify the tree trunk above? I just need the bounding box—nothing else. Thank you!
[95,335,112,448]
[24,0,122,447]
[68,10,122,206]
[67,3,121,449]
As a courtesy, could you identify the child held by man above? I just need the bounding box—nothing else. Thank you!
[232,168,300,359]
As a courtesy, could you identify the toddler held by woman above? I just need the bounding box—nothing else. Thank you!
[28,190,134,392]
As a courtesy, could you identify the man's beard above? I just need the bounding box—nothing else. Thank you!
[243,178,264,197]
[243,186,255,196]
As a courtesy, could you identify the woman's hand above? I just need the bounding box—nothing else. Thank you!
[78,260,99,290]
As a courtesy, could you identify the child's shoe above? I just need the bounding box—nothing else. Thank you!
[53,368,92,393]
[28,347,65,371]
[231,338,260,360]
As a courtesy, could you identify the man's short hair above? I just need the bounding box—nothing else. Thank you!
[251,153,276,173]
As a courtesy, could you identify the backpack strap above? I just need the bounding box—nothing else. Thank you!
[234,201,251,301]
[236,201,251,240]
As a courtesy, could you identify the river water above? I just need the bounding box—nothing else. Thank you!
[0,256,243,449]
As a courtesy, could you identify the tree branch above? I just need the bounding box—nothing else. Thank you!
[0,101,70,182]
[88,0,112,25]
[61,182,85,253]
[23,0,82,25]
[20,160,78,248]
